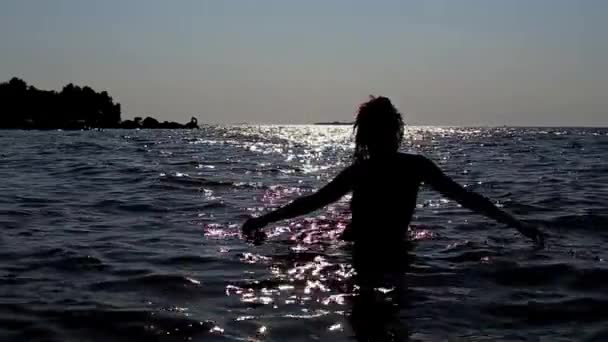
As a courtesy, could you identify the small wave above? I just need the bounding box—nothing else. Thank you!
[438,249,499,262]
[548,214,608,231]
[93,199,168,213]
[44,255,108,272]
[483,262,608,293]
[585,328,608,342]
[52,163,106,176]
[0,209,32,217]
[157,255,216,266]
[89,273,203,293]
[0,303,220,342]
[15,195,55,204]
[565,267,608,292]
[56,141,112,153]
[24,247,66,258]
[485,263,574,287]
[485,297,608,324]
[13,249,108,273]
[159,174,233,188]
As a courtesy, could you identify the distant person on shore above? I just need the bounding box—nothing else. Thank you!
[242,96,544,274]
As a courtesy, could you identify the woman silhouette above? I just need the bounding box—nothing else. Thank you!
[242,96,544,270]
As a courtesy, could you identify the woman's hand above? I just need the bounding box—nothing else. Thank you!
[514,222,545,247]
[339,223,354,241]
[242,217,268,241]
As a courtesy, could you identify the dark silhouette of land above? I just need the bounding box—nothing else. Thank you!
[0,77,199,130]
[120,116,199,130]
[314,121,353,125]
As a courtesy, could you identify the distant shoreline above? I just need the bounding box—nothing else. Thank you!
[314,121,353,126]
[0,77,199,130]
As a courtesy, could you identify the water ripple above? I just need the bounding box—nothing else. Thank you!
[0,126,607,341]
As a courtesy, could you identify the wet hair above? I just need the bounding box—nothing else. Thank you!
[353,96,404,163]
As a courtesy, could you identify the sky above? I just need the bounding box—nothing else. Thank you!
[0,0,606,126]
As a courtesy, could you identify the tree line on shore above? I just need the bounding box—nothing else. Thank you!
[0,78,198,129]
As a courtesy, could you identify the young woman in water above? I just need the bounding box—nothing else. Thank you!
[242,96,543,272]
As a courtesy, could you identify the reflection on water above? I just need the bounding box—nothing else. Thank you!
[221,216,414,341]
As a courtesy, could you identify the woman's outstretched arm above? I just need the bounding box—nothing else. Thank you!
[418,156,544,244]
[242,166,355,237]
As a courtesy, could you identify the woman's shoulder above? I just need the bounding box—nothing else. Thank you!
[397,153,443,178]
[396,153,437,172]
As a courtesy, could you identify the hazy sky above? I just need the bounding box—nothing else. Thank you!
[1,0,606,125]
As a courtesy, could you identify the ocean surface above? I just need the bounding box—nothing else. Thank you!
[1,126,607,341]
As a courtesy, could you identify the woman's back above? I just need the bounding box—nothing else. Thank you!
[350,153,423,241]
[344,153,423,274]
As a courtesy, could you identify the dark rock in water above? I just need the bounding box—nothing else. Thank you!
[184,117,199,129]
[121,116,199,129]
[142,117,160,128]
[160,121,183,129]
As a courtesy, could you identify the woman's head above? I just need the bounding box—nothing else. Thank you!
[353,96,404,162]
